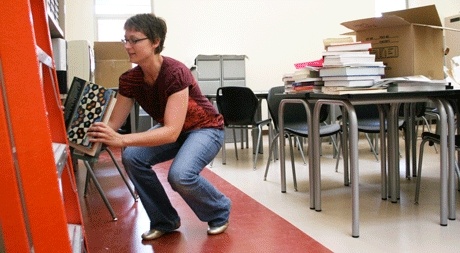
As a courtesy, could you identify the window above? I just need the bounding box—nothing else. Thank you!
[95,0,153,41]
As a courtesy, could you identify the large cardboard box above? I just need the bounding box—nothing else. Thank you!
[94,42,132,88]
[341,5,451,79]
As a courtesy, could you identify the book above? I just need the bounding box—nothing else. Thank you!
[387,83,447,92]
[376,75,448,90]
[292,77,322,83]
[321,86,387,95]
[319,66,385,77]
[67,80,117,156]
[282,73,294,83]
[326,42,372,52]
[322,61,384,68]
[323,79,376,87]
[63,77,89,130]
[294,59,324,69]
[292,68,320,81]
[323,37,354,47]
[322,54,376,66]
[287,79,323,93]
[291,85,315,93]
[386,81,447,92]
[321,50,370,56]
[321,75,381,81]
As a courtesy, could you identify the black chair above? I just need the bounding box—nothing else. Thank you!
[358,104,404,160]
[415,132,460,204]
[216,86,272,169]
[264,86,341,191]
[337,104,405,161]
[399,102,438,178]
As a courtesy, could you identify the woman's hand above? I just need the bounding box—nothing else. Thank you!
[87,122,125,148]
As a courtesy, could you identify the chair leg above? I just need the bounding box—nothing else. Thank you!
[83,160,118,221]
[104,147,138,201]
[232,128,239,160]
[253,124,265,170]
[295,136,307,164]
[455,162,460,191]
[264,133,279,180]
[287,134,298,191]
[364,133,379,161]
[329,134,339,158]
[221,131,227,165]
[334,133,349,185]
[335,133,342,172]
[83,162,91,196]
[415,139,428,204]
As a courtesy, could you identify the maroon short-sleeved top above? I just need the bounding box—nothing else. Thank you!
[118,56,224,132]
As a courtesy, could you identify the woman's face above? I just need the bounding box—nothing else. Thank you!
[123,29,158,64]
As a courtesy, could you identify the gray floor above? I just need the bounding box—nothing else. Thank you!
[208,130,460,253]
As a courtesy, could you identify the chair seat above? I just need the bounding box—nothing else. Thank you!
[357,119,405,133]
[421,132,460,146]
[285,123,341,138]
[227,118,272,129]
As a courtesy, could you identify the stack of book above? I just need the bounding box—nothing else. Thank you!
[283,59,324,93]
[282,73,295,93]
[319,41,387,94]
[291,67,322,93]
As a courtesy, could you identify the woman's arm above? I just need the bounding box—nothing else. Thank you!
[108,93,135,131]
[88,88,188,147]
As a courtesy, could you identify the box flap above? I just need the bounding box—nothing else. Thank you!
[341,15,410,32]
[94,42,129,60]
[382,4,441,27]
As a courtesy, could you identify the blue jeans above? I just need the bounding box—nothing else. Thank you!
[122,126,231,232]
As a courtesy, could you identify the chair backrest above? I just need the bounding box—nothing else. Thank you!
[266,86,285,128]
[397,102,427,118]
[354,104,380,120]
[267,86,329,131]
[216,86,259,126]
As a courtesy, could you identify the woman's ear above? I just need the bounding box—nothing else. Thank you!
[152,39,160,49]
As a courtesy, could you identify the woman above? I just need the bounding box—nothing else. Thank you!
[87,13,231,240]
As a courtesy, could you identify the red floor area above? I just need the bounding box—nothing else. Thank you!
[77,150,331,252]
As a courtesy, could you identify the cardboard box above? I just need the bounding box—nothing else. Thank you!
[94,42,132,88]
[341,5,452,79]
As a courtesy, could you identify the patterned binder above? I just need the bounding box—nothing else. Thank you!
[67,79,116,156]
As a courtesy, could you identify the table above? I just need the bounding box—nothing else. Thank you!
[309,89,460,238]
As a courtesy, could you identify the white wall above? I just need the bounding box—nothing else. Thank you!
[65,0,460,91]
[154,0,375,90]
[65,0,95,43]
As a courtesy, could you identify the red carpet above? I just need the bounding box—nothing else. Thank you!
[79,149,331,252]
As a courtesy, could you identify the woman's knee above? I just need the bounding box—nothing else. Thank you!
[121,147,137,167]
[168,168,196,192]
